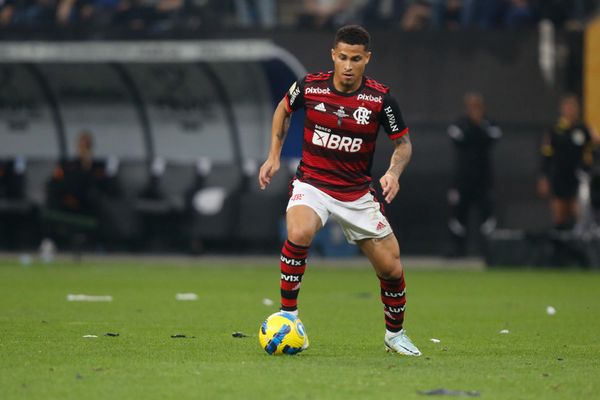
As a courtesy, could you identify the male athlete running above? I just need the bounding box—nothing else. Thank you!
[259,25,420,356]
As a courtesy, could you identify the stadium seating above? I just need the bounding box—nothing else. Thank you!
[188,161,243,252]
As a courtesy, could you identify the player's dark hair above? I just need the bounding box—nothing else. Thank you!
[334,25,371,51]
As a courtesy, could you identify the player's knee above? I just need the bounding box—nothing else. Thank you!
[287,226,315,247]
[378,257,403,280]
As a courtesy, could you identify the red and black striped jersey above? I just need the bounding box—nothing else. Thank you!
[284,71,408,201]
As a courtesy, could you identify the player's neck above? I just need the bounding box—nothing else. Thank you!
[332,74,363,94]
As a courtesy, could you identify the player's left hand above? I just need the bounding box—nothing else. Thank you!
[380,172,399,204]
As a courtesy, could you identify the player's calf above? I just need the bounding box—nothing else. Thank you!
[280,240,309,313]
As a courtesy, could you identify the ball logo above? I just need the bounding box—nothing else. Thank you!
[305,87,331,95]
[357,94,382,103]
[297,322,305,337]
[353,106,372,125]
[312,129,363,152]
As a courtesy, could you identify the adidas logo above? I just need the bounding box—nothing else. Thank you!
[376,221,386,231]
[314,103,326,112]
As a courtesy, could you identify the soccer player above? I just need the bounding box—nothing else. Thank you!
[258,25,421,356]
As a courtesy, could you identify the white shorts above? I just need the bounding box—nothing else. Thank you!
[286,180,394,244]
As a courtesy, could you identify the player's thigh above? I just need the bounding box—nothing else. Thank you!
[358,234,403,279]
[286,205,323,246]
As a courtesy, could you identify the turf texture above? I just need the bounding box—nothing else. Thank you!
[0,259,599,399]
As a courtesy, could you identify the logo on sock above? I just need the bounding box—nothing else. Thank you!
[280,256,305,266]
[281,273,301,282]
[387,306,406,313]
[383,290,406,298]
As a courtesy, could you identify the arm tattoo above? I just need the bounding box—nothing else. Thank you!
[386,134,412,179]
[276,115,291,141]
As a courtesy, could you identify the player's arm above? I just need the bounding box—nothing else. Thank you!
[259,79,304,190]
[381,134,412,204]
[379,92,412,203]
[258,100,292,189]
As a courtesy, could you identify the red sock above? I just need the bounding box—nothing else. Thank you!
[379,272,407,333]
[280,240,309,312]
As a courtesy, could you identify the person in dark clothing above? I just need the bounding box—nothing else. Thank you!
[447,92,502,257]
[45,131,118,247]
[47,131,115,216]
[538,94,597,229]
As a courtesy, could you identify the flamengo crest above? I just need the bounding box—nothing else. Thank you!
[353,106,371,125]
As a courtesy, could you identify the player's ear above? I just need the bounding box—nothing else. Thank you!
[364,51,372,64]
[331,48,336,63]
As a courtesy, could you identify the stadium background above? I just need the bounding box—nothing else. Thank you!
[0,1,599,263]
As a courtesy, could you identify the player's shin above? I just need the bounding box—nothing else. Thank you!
[379,272,407,333]
[280,240,309,315]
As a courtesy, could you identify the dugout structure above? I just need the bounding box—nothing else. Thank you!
[0,41,305,250]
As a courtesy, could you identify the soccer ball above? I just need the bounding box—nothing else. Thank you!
[258,312,308,355]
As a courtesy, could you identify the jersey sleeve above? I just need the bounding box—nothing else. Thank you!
[380,92,408,140]
[284,77,305,113]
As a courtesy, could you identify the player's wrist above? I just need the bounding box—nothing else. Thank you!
[384,171,399,180]
[267,154,281,163]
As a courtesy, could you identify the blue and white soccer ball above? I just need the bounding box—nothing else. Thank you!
[258,312,308,355]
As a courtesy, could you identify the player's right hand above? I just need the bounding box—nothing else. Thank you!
[259,158,280,190]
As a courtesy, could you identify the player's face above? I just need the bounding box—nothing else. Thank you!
[331,42,371,92]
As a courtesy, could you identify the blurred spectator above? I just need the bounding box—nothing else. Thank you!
[401,0,432,30]
[538,94,598,230]
[112,0,182,30]
[431,0,462,30]
[233,0,276,28]
[45,131,120,248]
[503,0,536,28]
[1,0,57,28]
[447,92,502,257]
[432,0,536,30]
[297,0,360,29]
[361,0,404,28]
[1,0,598,30]
[538,0,600,31]
[56,0,122,27]
[46,131,118,218]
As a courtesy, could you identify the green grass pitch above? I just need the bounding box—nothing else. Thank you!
[1,259,599,399]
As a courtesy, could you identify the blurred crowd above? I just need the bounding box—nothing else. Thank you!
[0,0,598,32]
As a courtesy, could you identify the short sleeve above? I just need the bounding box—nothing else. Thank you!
[380,92,408,140]
[284,78,305,113]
